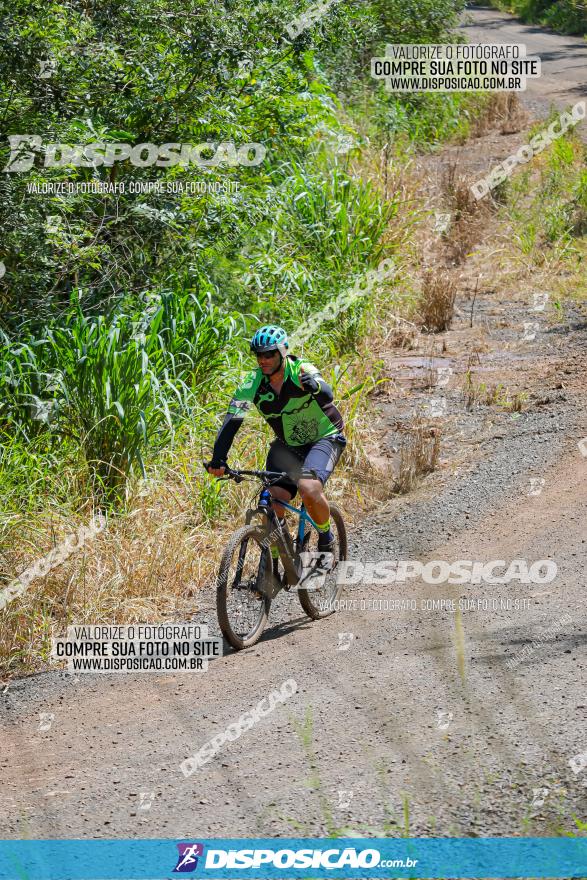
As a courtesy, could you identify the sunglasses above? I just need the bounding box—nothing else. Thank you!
[255,351,279,361]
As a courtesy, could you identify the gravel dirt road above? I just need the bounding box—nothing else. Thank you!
[461,4,587,125]
[1,5,586,843]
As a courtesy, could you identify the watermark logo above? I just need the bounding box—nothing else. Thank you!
[528,478,545,497]
[578,438,587,459]
[139,791,155,812]
[180,679,297,777]
[434,212,451,234]
[0,514,106,613]
[436,710,453,730]
[522,321,539,341]
[298,550,333,590]
[236,58,253,77]
[51,623,218,674]
[0,261,5,280]
[38,712,55,732]
[568,751,587,775]
[436,366,452,388]
[372,43,540,93]
[3,135,42,172]
[289,257,398,350]
[3,138,266,172]
[532,292,549,312]
[424,397,447,417]
[285,0,340,39]
[506,614,571,670]
[335,133,356,155]
[173,843,204,873]
[39,58,56,79]
[531,787,549,807]
[337,632,354,651]
[336,558,558,586]
[337,790,354,809]
[201,847,406,871]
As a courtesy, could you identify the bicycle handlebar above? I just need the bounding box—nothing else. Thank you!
[202,462,319,483]
[202,462,288,484]
[225,466,289,482]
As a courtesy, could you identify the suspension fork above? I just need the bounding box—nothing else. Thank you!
[271,518,300,587]
[263,501,302,587]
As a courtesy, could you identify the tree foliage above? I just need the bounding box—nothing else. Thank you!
[0,0,465,495]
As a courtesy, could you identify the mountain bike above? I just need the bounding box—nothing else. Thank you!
[211,466,347,650]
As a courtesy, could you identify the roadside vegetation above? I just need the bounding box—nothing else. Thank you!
[480,115,587,306]
[482,0,587,35]
[1,0,526,676]
[504,125,587,273]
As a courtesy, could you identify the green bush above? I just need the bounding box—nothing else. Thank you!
[486,0,587,34]
[241,160,398,326]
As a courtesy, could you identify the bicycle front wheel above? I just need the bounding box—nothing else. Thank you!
[217,525,272,650]
[298,503,347,620]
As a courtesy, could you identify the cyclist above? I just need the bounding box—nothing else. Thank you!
[206,325,346,553]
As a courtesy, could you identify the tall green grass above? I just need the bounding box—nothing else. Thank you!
[0,289,243,499]
[505,129,587,264]
[241,159,400,338]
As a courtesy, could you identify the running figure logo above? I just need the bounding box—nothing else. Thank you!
[173,843,204,873]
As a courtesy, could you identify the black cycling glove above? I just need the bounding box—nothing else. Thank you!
[300,370,334,404]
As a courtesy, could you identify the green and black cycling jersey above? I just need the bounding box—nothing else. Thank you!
[211,355,344,463]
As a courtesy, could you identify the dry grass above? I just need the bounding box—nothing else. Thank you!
[471,93,528,138]
[441,159,481,219]
[508,391,527,412]
[0,464,232,677]
[418,359,439,390]
[394,418,441,495]
[418,269,458,333]
[380,313,421,350]
[438,159,495,264]
[414,340,449,390]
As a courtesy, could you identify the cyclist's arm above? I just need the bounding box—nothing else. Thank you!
[209,371,258,466]
[210,400,251,465]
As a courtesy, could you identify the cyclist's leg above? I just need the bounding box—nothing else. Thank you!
[269,485,292,518]
[297,435,346,544]
[265,439,302,517]
[265,441,304,581]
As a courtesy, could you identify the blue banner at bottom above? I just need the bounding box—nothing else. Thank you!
[0,837,585,879]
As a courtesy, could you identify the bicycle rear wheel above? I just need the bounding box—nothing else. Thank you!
[217,525,272,650]
[298,503,347,620]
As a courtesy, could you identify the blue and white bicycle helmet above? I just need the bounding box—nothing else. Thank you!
[250,325,289,355]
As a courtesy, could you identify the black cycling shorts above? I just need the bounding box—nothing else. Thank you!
[265,434,346,498]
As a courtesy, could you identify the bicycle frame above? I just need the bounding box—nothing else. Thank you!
[276,499,319,549]
[210,466,324,597]
[247,499,317,595]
